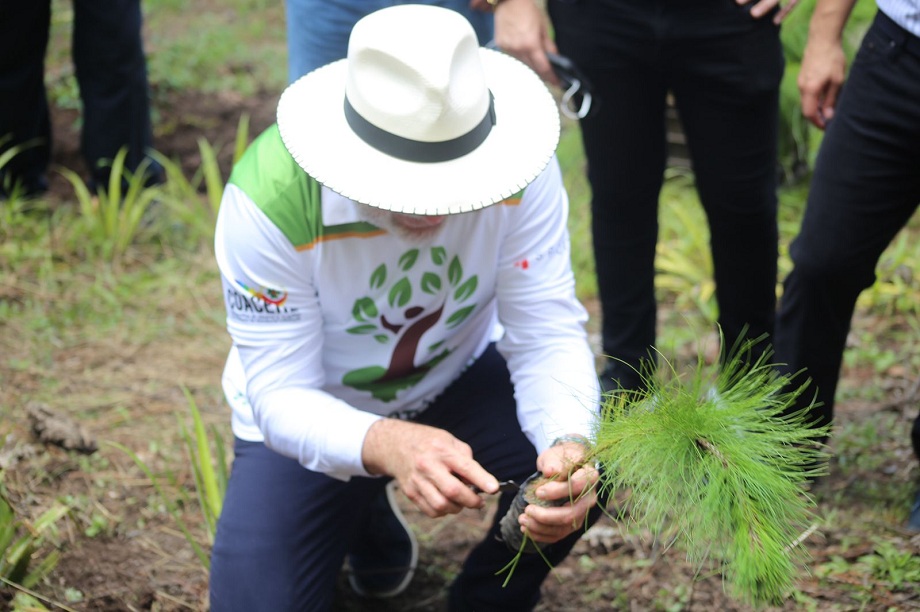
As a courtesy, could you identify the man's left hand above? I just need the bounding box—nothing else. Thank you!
[519,438,599,544]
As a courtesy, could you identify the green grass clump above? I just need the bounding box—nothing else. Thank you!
[0,483,68,603]
[592,339,830,606]
[60,148,161,264]
[108,387,228,571]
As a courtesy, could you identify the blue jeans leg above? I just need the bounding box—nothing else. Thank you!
[285,0,494,82]
[209,439,385,612]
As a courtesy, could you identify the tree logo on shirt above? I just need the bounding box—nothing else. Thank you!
[236,281,288,305]
[342,246,479,401]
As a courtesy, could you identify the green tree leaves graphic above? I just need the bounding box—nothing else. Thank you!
[342,247,479,401]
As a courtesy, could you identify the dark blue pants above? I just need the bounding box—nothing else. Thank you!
[209,346,603,611]
[549,0,782,390]
[0,0,158,194]
[285,0,494,83]
[774,11,920,431]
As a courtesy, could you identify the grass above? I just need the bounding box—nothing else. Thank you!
[0,483,67,596]
[60,150,161,264]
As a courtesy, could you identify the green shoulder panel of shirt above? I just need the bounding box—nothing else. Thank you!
[227,124,381,250]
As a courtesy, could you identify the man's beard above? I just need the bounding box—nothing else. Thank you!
[357,206,447,245]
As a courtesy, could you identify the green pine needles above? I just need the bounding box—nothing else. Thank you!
[591,337,830,606]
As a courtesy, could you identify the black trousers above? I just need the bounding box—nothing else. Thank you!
[0,0,157,194]
[774,11,920,432]
[550,0,782,390]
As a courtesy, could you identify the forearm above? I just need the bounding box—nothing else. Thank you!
[807,0,859,47]
[797,0,857,126]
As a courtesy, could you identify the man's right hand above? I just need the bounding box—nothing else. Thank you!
[798,37,847,130]
[362,418,501,517]
[797,0,859,130]
[493,0,560,86]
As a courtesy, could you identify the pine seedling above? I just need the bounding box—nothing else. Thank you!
[591,337,829,606]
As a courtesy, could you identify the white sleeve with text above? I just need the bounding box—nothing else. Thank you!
[214,184,381,480]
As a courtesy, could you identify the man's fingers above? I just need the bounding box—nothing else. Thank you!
[438,474,489,509]
[747,0,779,19]
[446,456,499,500]
[800,92,819,125]
[530,468,596,504]
[773,0,799,24]
[520,492,597,543]
[822,89,839,123]
[538,440,588,474]
[742,0,798,22]
[529,52,559,87]
[519,515,570,542]
[406,455,493,511]
[404,478,466,518]
[800,89,831,130]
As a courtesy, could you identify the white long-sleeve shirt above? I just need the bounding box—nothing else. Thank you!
[215,125,600,480]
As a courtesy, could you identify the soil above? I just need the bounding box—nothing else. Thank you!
[2,88,919,611]
[42,87,280,203]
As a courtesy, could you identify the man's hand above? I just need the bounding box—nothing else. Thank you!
[491,0,560,85]
[798,37,846,129]
[362,418,501,518]
[795,0,860,129]
[519,437,599,544]
[736,0,800,24]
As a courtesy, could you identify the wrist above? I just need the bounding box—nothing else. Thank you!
[551,434,592,450]
[362,417,399,476]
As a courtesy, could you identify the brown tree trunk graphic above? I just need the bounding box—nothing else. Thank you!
[378,302,445,382]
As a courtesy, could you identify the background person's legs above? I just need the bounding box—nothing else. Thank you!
[73,0,161,190]
[285,0,375,81]
[668,3,783,367]
[550,0,669,393]
[285,0,493,83]
[0,1,52,197]
[774,13,920,531]
[775,15,920,431]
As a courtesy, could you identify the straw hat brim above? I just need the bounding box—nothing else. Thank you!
[276,48,560,215]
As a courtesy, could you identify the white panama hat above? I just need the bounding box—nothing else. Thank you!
[276,4,560,215]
